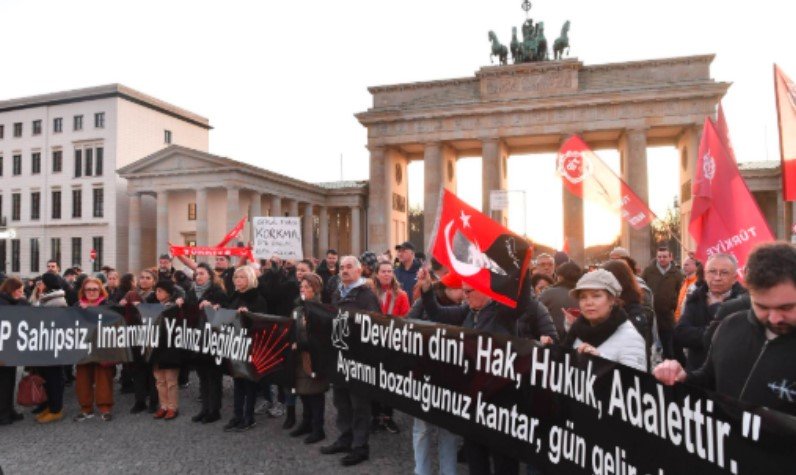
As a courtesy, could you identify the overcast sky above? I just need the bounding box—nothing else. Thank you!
[1,0,792,247]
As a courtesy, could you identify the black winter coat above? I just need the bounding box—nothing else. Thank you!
[420,288,517,337]
[330,281,380,314]
[675,282,746,371]
[641,263,684,331]
[226,288,269,314]
[0,292,29,306]
[688,310,796,416]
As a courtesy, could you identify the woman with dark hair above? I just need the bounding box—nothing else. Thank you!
[125,269,160,415]
[602,259,654,370]
[151,279,183,420]
[73,277,115,422]
[539,261,582,338]
[108,272,135,305]
[288,272,329,444]
[188,262,228,424]
[120,269,158,305]
[33,272,68,423]
[530,272,554,296]
[564,270,647,371]
[0,277,28,425]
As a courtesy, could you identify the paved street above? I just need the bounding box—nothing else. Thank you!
[0,373,423,474]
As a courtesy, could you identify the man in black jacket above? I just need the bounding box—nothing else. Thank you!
[320,255,380,466]
[674,253,746,371]
[654,243,796,416]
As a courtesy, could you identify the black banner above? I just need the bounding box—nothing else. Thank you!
[304,302,796,475]
[0,305,293,384]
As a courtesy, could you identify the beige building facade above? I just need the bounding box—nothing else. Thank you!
[356,55,730,264]
[117,146,368,272]
[0,84,210,276]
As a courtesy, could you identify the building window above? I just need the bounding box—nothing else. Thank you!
[11,193,20,221]
[0,124,4,139]
[73,115,83,131]
[71,237,81,267]
[12,155,21,175]
[85,148,93,176]
[51,238,61,264]
[53,117,63,133]
[93,188,104,218]
[72,189,82,218]
[95,147,103,176]
[92,237,103,272]
[31,192,40,220]
[0,155,3,176]
[0,240,6,274]
[164,130,172,144]
[13,123,22,137]
[30,238,40,273]
[188,203,197,221]
[94,112,105,128]
[74,149,82,177]
[31,152,41,174]
[11,239,20,273]
[52,190,61,219]
[32,120,42,136]
[52,150,63,173]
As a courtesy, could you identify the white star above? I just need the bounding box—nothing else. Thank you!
[460,210,472,228]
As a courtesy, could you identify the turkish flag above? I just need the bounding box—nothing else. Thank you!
[774,64,796,201]
[689,118,774,268]
[429,189,532,308]
[556,135,656,230]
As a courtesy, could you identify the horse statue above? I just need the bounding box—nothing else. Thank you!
[510,27,522,63]
[535,22,548,61]
[553,20,570,60]
[488,30,508,66]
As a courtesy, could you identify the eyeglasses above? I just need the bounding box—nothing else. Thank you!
[84,288,101,292]
[706,269,733,278]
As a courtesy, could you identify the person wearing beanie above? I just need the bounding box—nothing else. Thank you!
[32,272,69,423]
[151,279,183,421]
[563,270,647,371]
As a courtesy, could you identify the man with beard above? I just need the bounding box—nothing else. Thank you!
[654,243,796,415]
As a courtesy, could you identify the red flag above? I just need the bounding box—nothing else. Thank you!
[556,135,656,230]
[170,244,254,262]
[429,189,532,308]
[689,118,774,268]
[774,64,796,201]
[215,216,248,248]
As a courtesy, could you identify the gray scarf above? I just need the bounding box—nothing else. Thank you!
[194,280,211,300]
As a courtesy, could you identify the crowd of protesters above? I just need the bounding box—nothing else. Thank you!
[1,238,794,474]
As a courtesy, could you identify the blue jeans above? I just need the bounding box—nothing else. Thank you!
[413,417,460,475]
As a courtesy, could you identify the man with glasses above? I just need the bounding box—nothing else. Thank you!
[674,253,746,371]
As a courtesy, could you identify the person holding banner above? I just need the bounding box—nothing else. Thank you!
[289,272,329,444]
[151,280,184,421]
[654,243,796,416]
[0,277,28,425]
[320,255,380,467]
[122,269,160,415]
[32,272,69,423]
[563,269,647,372]
[223,266,268,432]
[186,263,228,424]
[73,278,115,422]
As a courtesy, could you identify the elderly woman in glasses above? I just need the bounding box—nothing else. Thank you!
[73,277,116,422]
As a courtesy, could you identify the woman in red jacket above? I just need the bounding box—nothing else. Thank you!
[370,260,410,433]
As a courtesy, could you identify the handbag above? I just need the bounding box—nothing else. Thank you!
[17,373,48,407]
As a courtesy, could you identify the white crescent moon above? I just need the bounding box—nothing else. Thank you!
[444,220,481,277]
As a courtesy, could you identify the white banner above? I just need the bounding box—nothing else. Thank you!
[253,217,303,260]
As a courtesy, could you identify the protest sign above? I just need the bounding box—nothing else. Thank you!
[253,216,303,260]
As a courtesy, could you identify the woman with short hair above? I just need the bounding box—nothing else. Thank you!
[223,266,268,432]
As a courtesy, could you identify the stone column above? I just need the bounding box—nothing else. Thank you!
[318,206,329,253]
[482,138,508,225]
[562,180,585,266]
[226,186,240,234]
[246,191,263,242]
[302,203,314,258]
[776,190,785,239]
[129,193,142,272]
[156,190,169,258]
[195,187,209,263]
[351,206,361,256]
[287,199,299,217]
[620,129,651,262]
[367,146,388,253]
[678,125,701,254]
[423,143,442,249]
[329,209,339,251]
[270,195,282,217]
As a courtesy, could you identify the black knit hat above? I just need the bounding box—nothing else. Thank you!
[155,279,176,296]
[41,272,62,292]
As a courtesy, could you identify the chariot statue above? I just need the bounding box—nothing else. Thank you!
[487,1,570,65]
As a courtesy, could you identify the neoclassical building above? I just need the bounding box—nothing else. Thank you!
[117,146,367,271]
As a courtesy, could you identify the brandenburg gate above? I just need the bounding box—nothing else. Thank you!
[356,55,729,264]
